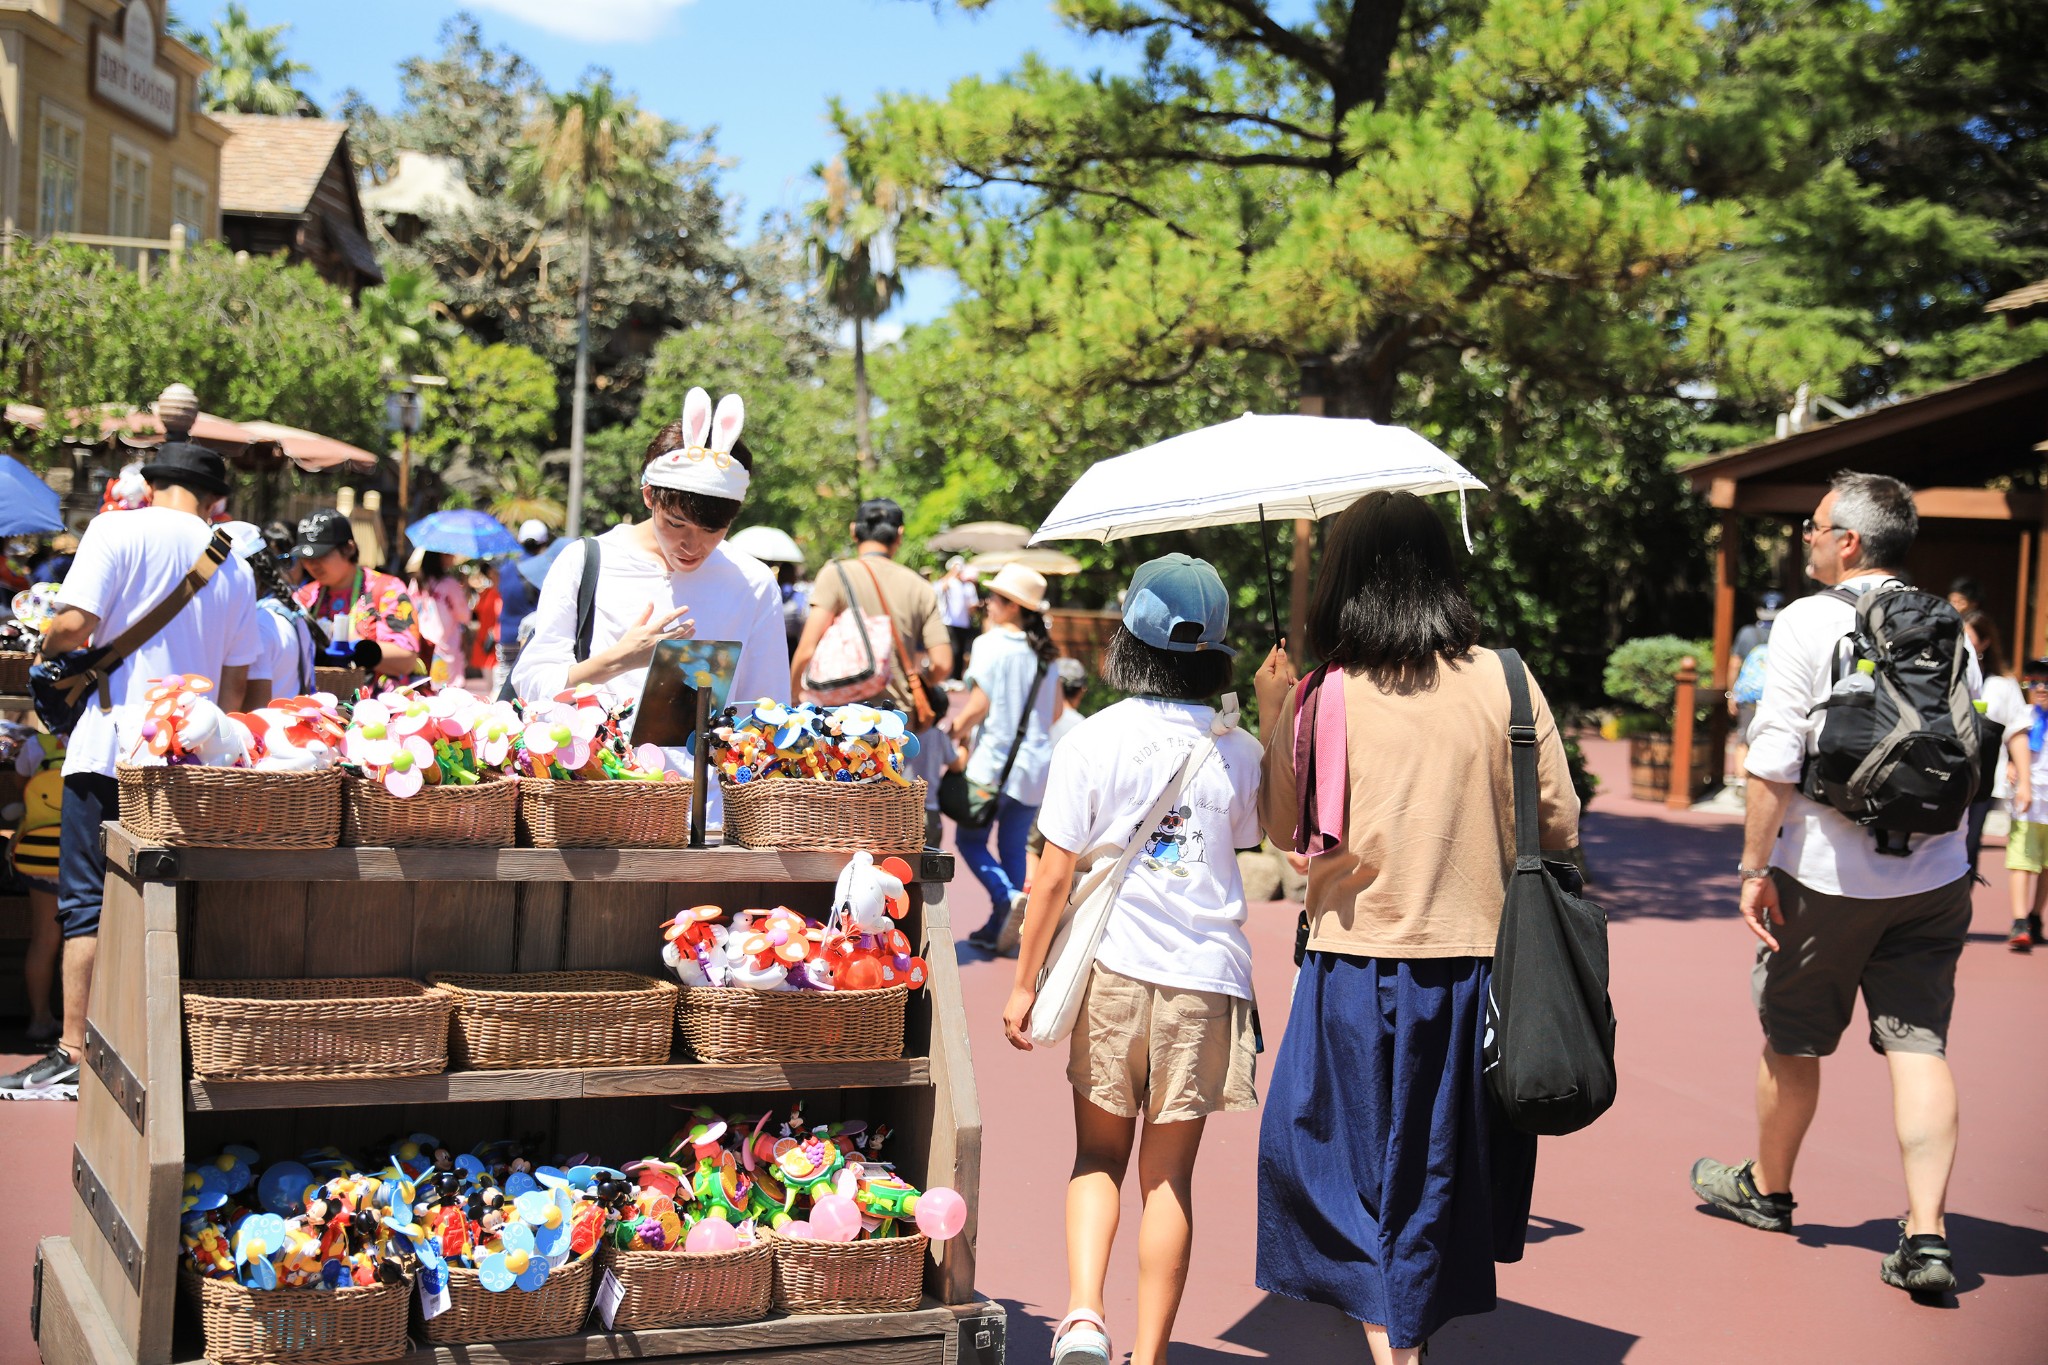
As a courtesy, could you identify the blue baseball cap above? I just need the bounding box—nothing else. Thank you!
[1125,554,1236,658]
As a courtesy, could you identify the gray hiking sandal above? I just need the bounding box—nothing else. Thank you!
[1880,1223,1956,1296]
[1689,1157,1795,1233]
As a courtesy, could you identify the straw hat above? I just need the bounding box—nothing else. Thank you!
[986,562,1050,614]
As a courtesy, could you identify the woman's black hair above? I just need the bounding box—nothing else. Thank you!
[1307,490,1480,683]
[1962,609,2006,677]
[1102,625,1232,701]
[1018,607,1058,665]
[246,546,298,607]
[641,420,754,532]
[417,551,451,581]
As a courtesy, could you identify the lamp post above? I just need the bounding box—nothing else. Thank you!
[383,374,446,572]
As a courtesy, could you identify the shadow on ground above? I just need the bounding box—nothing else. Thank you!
[1793,1212,2048,1296]
[1581,807,1743,921]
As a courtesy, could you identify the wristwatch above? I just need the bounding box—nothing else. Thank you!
[1738,867,1773,882]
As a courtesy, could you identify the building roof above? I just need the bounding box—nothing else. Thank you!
[215,114,351,217]
[1987,278,2048,317]
[361,151,480,219]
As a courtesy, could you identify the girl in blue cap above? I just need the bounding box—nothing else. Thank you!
[1001,553,1265,1365]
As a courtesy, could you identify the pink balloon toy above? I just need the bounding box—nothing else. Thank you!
[914,1186,967,1241]
[780,1219,812,1240]
[809,1194,863,1242]
[685,1216,740,1253]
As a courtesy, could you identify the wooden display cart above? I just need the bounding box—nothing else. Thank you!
[33,825,1005,1365]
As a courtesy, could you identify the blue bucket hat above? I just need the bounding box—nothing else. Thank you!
[1125,553,1236,658]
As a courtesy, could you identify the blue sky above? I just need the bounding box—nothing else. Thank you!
[218,0,1158,326]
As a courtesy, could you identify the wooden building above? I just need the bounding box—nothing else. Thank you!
[1684,356,2048,698]
[0,0,224,248]
[215,113,381,296]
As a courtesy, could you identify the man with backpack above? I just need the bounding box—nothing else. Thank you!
[1691,472,1977,1298]
[1728,590,1784,777]
[790,498,952,724]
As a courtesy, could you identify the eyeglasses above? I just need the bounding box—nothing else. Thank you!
[1800,518,1846,540]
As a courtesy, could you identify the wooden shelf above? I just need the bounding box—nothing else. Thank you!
[102,822,955,885]
[187,1057,931,1112]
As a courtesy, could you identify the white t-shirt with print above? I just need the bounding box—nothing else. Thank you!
[57,507,262,778]
[963,628,1061,805]
[1036,698,1264,1000]
[1981,674,2026,803]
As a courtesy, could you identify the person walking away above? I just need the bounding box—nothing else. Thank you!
[950,564,1062,952]
[410,551,472,685]
[493,521,552,698]
[1049,656,1088,749]
[777,561,810,652]
[1251,492,1578,1364]
[908,685,962,851]
[1,442,260,1098]
[1002,554,1263,1365]
[1729,591,1784,777]
[1693,472,1977,1297]
[791,498,952,714]
[2003,657,2048,951]
[1961,611,2027,891]
[1946,577,1982,616]
[291,510,425,686]
[938,555,981,673]
[512,388,787,750]
[225,522,312,701]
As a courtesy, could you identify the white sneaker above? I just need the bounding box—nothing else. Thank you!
[996,890,1028,957]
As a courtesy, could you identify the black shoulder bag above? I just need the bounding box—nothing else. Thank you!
[497,535,599,703]
[1482,648,1618,1136]
[940,654,1050,830]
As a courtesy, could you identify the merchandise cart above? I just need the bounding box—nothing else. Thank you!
[33,825,1005,1365]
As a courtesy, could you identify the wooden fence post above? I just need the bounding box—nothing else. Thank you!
[1668,656,1699,811]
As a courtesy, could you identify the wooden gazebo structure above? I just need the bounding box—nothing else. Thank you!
[1684,357,2048,710]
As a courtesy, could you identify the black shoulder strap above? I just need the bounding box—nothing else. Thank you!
[991,655,1051,796]
[1497,648,1542,869]
[573,536,600,664]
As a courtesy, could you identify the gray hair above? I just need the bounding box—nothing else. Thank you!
[1829,470,1916,569]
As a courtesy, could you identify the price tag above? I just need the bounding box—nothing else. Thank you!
[419,1273,450,1321]
[594,1268,624,1331]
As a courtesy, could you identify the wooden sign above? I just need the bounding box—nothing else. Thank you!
[92,4,178,136]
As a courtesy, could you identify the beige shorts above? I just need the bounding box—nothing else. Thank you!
[1065,964,1257,1123]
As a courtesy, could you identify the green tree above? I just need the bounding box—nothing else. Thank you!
[176,3,319,116]
[357,264,460,379]
[509,75,673,537]
[413,337,559,517]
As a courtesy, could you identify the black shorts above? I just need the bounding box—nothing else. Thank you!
[57,772,119,940]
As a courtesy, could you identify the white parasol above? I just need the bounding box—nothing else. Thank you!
[727,525,805,564]
[965,546,1085,577]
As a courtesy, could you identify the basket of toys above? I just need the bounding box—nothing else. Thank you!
[713,701,928,850]
[511,686,693,846]
[770,1231,928,1314]
[183,978,454,1081]
[665,858,927,1062]
[0,651,30,696]
[339,691,524,847]
[424,1253,597,1345]
[114,681,347,848]
[429,971,677,1069]
[596,1162,775,1331]
[181,1273,412,1365]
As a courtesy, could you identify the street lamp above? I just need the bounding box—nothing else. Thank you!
[384,374,445,570]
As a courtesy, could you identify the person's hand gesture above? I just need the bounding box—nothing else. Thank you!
[611,602,694,671]
[1740,873,1783,952]
[1255,644,1298,727]
[1002,983,1038,1051]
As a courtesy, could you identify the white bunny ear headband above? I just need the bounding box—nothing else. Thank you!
[643,387,750,501]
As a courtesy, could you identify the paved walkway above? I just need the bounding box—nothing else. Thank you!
[4,739,2044,1363]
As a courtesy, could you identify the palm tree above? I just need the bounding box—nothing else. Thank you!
[358,265,460,379]
[806,148,913,469]
[490,451,567,532]
[177,4,319,116]
[510,77,667,537]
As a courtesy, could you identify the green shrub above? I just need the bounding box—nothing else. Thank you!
[1603,636,1713,716]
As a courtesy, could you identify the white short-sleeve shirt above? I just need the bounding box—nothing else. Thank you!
[962,628,1061,805]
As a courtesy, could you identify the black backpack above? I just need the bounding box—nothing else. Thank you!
[1484,650,1618,1137]
[1800,585,1979,856]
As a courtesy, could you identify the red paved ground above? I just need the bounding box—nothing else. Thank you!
[4,738,2044,1363]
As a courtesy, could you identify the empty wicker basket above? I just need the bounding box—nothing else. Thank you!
[518,777,694,847]
[183,978,453,1081]
[720,777,926,852]
[430,971,677,1069]
[419,1253,597,1345]
[117,763,343,849]
[676,984,907,1063]
[597,1237,773,1330]
[342,773,517,848]
[181,1270,411,1365]
[770,1232,928,1315]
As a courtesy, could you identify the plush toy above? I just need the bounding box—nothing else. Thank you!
[120,677,252,767]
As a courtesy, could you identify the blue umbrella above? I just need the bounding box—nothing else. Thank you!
[0,455,63,537]
[405,509,520,559]
[516,535,571,590]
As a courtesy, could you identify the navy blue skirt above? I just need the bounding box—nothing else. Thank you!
[1256,952,1536,1349]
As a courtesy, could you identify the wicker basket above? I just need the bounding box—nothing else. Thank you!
[420,1252,597,1345]
[117,763,342,849]
[183,978,453,1081]
[517,777,694,848]
[312,666,365,698]
[676,984,907,1064]
[181,1270,411,1365]
[430,971,676,1069]
[597,1238,773,1330]
[343,773,517,848]
[719,777,927,852]
[770,1232,927,1314]
[0,650,31,697]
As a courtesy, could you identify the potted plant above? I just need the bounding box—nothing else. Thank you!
[1603,636,1715,802]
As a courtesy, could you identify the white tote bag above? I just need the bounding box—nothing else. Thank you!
[1028,698,1236,1047]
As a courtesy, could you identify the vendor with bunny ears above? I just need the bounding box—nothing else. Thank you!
[511,386,789,714]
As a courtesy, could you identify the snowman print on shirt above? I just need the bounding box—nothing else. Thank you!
[1142,806,1205,879]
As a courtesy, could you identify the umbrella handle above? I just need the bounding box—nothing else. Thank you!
[1258,505,1282,652]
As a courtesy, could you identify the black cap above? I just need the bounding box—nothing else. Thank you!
[292,508,355,559]
[138,441,231,497]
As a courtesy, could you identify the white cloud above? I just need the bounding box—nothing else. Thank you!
[467,0,695,43]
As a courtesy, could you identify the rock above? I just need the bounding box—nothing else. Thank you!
[1237,849,1283,903]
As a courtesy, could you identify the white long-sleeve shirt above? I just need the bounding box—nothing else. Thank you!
[1744,573,1977,898]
